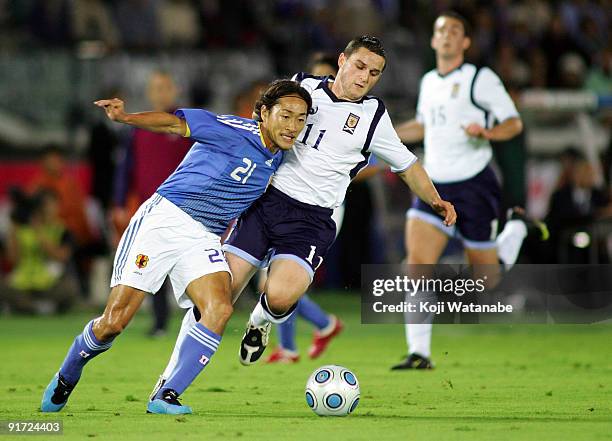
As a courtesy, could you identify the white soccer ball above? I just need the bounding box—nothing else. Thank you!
[305,365,360,416]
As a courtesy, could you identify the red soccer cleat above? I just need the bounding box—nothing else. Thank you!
[266,346,300,364]
[308,315,344,359]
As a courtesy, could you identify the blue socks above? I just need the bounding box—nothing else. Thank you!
[59,320,114,385]
[296,295,330,329]
[158,323,221,397]
[278,313,297,351]
[277,295,330,351]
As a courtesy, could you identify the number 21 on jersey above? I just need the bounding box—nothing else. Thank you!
[231,158,257,184]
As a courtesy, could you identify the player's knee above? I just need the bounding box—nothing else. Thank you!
[264,292,295,316]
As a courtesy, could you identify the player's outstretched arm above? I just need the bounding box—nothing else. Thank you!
[397,162,456,226]
[94,98,187,136]
[394,118,425,143]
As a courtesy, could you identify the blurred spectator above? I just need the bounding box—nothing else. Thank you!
[541,13,587,88]
[585,46,612,95]
[559,52,587,89]
[232,79,270,119]
[70,0,119,48]
[111,70,192,336]
[306,52,338,77]
[2,189,78,314]
[158,0,201,48]
[29,146,93,250]
[29,146,97,297]
[546,151,610,263]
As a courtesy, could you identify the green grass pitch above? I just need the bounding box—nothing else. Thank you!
[1,292,611,440]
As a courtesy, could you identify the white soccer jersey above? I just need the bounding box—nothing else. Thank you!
[270,74,417,208]
[416,63,519,183]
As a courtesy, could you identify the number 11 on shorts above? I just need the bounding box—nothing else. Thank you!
[306,245,323,270]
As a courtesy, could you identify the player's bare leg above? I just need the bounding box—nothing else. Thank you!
[239,258,311,365]
[151,252,257,398]
[393,218,448,370]
[41,286,147,412]
[465,247,502,288]
[148,271,232,415]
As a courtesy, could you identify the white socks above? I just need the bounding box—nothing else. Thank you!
[250,294,295,326]
[405,323,432,358]
[496,220,528,270]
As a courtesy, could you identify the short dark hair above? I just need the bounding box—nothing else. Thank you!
[343,35,386,62]
[307,52,338,75]
[437,11,471,37]
[253,79,312,121]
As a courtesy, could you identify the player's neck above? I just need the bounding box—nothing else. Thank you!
[259,124,279,154]
[436,56,464,76]
[329,80,355,102]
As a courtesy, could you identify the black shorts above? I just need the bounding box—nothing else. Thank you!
[223,187,337,280]
[408,165,501,249]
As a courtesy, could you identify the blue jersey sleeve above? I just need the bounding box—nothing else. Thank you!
[174,109,220,143]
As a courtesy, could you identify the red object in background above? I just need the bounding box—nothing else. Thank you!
[0,160,92,199]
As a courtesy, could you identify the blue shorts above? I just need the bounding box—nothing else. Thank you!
[223,186,337,280]
[407,165,501,249]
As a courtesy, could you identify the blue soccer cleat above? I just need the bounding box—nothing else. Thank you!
[41,372,75,412]
[147,389,192,415]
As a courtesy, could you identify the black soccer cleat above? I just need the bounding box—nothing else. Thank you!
[41,372,76,412]
[508,206,549,241]
[391,353,434,370]
[239,321,271,366]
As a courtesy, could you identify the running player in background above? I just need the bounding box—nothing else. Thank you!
[392,12,546,370]
[152,36,456,386]
[40,80,311,415]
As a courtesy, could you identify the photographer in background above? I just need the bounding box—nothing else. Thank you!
[1,189,78,314]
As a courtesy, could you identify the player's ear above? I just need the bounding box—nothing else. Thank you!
[462,36,471,51]
[338,53,347,69]
[260,104,270,124]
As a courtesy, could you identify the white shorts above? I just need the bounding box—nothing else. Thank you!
[110,194,231,308]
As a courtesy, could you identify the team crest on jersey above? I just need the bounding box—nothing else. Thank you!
[135,254,149,269]
[343,113,360,134]
[451,83,460,98]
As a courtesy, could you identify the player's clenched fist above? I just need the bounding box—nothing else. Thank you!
[94,98,127,122]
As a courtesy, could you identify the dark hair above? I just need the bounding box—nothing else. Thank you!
[342,36,386,71]
[253,79,312,121]
[437,11,472,37]
[307,53,338,75]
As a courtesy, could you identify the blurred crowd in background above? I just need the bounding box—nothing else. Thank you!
[0,0,610,322]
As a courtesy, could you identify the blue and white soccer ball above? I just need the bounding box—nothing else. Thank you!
[305,365,360,416]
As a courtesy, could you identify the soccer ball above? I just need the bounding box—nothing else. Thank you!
[305,365,360,416]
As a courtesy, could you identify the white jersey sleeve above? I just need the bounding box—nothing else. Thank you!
[472,67,519,123]
[368,109,417,173]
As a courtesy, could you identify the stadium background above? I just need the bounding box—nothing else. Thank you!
[0,2,610,439]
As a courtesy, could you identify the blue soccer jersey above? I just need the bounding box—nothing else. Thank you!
[156,109,283,235]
